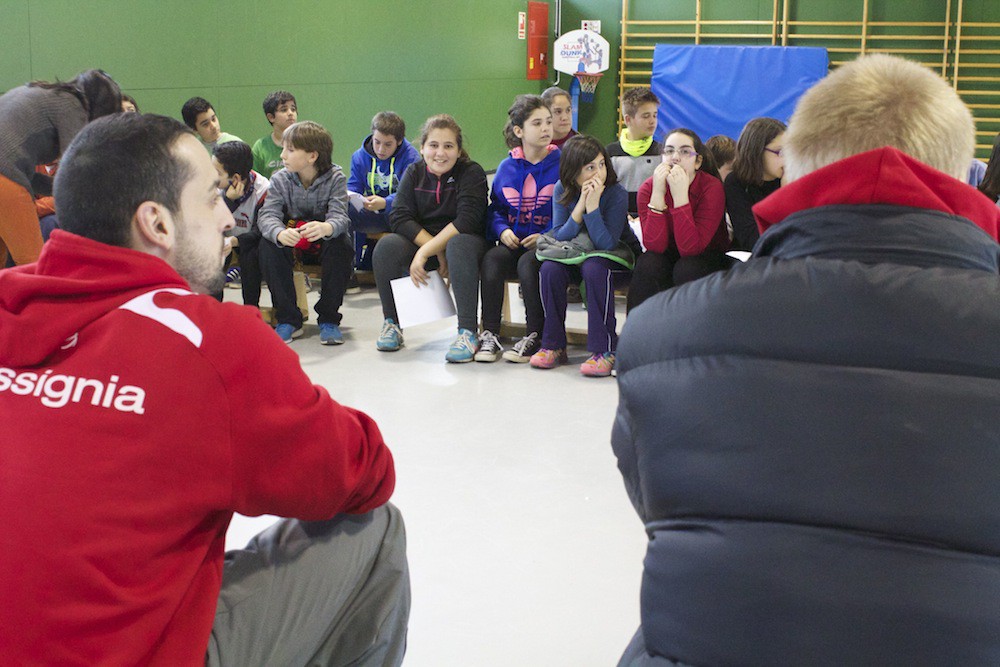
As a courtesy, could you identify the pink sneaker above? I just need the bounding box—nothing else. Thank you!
[580,352,615,377]
[530,348,568,369]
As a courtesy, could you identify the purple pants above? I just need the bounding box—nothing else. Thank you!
[539,257,625,354]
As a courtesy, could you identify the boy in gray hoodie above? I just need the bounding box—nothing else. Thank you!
[258,121,353,345]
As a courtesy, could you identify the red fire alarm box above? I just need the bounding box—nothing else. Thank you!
[527,1,549,80]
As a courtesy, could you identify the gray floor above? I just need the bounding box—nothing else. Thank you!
[223,280,645,667]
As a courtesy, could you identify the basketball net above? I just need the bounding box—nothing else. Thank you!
[574,71,602,103]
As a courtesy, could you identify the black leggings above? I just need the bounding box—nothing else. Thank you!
[626,248,726,312]
[479,244,543,335]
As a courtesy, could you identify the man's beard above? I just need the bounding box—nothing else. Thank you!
[173,222,225,295]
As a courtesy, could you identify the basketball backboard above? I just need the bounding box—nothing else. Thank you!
[553,29,610,75]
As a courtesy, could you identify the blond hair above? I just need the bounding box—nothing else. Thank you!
[784,54,974,182]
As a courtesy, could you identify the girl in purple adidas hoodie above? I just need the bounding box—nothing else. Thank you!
[476,95,561,364]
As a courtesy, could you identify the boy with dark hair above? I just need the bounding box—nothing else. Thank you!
[606,86,662,216]
[251,90,297,179]
[348,111,420,270]
[257,120,353,345]
[212,140,269,308]
[181,96,241,153]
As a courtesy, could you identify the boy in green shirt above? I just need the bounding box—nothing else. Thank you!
[251,90,298,178]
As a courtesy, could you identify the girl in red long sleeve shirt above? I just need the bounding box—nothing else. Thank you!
[627,128,728,312]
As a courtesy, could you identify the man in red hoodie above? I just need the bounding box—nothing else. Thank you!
[0,113,409,665]
[614,55,1000,665]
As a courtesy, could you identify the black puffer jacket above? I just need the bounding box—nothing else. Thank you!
[613,149,1000,666]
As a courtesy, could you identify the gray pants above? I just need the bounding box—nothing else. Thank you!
[372,232,489,331]
[206,504,409,667]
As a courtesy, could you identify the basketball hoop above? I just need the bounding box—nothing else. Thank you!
[574,71,603,103]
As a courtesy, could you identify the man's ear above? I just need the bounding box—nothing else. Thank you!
[266,112,276,125]
[132,201,175,255]
[307,151,319,166]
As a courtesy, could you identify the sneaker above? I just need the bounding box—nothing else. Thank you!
[530,348,568,369]
[345,273,361,294]
[474,330,503,362]
[502,332,540,363]
[319,323,344,345]
[376,318,404,352]
[580,352,615,377]
[225,266,241,288]
[275,323,303,344]
[445,328,479,363]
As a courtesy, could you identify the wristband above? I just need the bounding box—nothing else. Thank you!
[647,205,665,214]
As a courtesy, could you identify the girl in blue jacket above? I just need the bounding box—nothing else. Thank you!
[477,95,561,363]
[532,134,634,377]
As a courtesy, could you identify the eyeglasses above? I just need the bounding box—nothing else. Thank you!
[662,147,697,158]
[764,147,783,157]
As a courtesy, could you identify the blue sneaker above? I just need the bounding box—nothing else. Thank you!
[319,323,344,345]
[445,328,479,363]
[376,318,403,352]
[275,323,303,344]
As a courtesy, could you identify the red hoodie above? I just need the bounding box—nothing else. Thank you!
[753,146,1000,241]
[0,231,395,665]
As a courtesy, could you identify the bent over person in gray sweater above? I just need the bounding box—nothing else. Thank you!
[0,69,120,266]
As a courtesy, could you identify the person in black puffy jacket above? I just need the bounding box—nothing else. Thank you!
[614,54,1000,666]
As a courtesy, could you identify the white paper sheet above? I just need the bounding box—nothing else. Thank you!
[726,250,751,263]
[347,190,366,213]
[390,271,456,328]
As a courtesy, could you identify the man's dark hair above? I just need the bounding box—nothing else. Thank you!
[213,140,254,181]
[262,90,296,123]
[181,96,213,130]
[55,113,195,248]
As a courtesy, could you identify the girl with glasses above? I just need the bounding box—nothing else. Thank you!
[725,117,787,251]
[627,128,728,312]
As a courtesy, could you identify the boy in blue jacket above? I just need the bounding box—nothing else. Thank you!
[348,112,420,269]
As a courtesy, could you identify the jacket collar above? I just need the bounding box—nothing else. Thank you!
[755,205,1000,273]
[753,147,1000,241]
